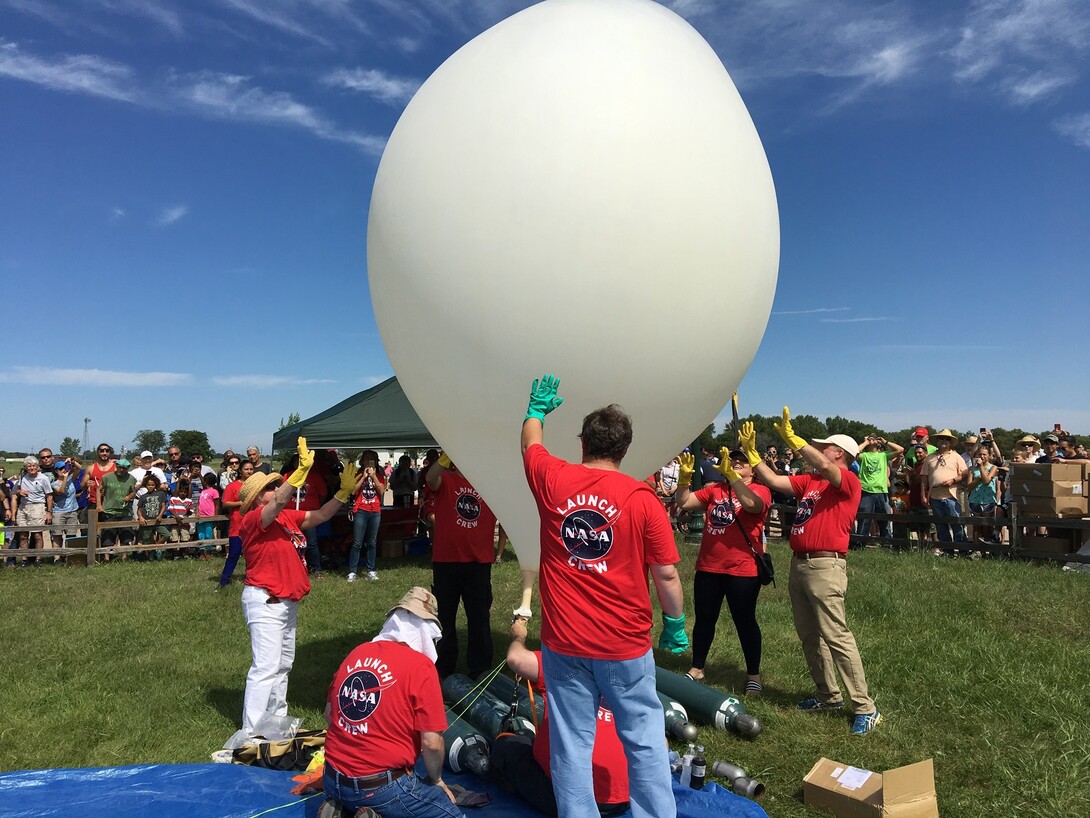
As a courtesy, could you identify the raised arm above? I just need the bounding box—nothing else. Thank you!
[521,374,563,455]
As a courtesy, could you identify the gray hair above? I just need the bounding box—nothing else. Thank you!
[23,456,38,466]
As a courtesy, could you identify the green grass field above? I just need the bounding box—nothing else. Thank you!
[1,541,1088,817]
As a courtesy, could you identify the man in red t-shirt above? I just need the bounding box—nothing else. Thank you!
[521,375,684,818]
[322,586,464,818]
[425,454,498,679]
[744,408,880,736]
[492,617,630,817]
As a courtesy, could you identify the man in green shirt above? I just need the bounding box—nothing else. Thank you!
[855,436,904,540]
[98,459,137,548]
[903,428,936,466]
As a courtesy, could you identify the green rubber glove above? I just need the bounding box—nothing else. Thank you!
[774,406,808,451]
[658,613,690,654]
[676,452,695,489]
[286,437,314,489]
[526,374,564,423]
[738,422,762,468]
[714,447,741,482]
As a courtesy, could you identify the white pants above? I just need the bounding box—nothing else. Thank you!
[241,584,298,735]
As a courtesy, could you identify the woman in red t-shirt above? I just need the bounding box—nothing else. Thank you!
[675,448,771,695]
[218,459,254,588]
[347,449,385,582]
[236,438,356,737]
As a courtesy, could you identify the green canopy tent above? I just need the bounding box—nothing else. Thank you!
[270,376,438,451]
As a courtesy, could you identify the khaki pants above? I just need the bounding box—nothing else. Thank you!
[788,555,875,714]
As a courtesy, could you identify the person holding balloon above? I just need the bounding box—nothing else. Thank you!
[425,452,498,680]
[673,447,770,694]
[521,374,686,818]
[742,410,882,736]
[236,437,357,737]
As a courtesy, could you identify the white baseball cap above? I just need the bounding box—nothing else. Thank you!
[811,434,860,460]
[140,450,154,459]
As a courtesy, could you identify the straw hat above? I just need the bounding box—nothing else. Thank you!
[932,429,959,441]
[1016,434,1040,449]
[387,586,440,623]
[239,472,283,512]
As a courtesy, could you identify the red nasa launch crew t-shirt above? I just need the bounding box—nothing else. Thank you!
[352,472,386,514]
[523,443,680,661]
[240,507,311,601]
[529,652,629,805]
[324,641,448,778]
[787,468,861,555]
[692,482,772,577]
[432,470,497,563]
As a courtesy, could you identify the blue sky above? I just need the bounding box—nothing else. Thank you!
[2,0,1089,455]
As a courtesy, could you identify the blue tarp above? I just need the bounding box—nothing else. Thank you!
[0,762,768,818]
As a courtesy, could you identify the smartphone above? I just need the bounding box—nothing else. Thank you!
[1054,423,1062,433]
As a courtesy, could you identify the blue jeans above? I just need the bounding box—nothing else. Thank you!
[322,768,463,818]
[855,492,891,538]
[930,498,967,546]
[219,535,243,586]
[541,645,676,818]
[305,526,321,573]
[349,511,381,574]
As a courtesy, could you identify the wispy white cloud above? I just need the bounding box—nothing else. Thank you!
[0,366,193,387]
[171,71,386,153]
[820,316,899,323]
[212,375,336,388]
[322,67,421,106]
[0,39,135,102]
[950,0,1090,104]
[1054,112,1090,148]
[868,344,1006,352]
[216,0,332,46]
[96,0,185,37]
[772,306,851,316]
[110,206,126,221]
[157,204,189,225]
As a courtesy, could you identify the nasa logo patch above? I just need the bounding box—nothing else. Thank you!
[561,509,614,561]
[708,501,735,528]
[456,493,481,522]
[793,497,816,526]
[339,670,382,723]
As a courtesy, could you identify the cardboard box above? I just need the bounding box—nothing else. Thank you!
[1010,462,1086,482]
[803,757,938,818]
[1010,478,1085,499]
[1022,535,1076,556]
[379,538,404,559]
[1012,495,1088,517]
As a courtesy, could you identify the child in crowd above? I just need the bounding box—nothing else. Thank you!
[196,472,220,544]
[136,474,170,552]
[168,480,194,547]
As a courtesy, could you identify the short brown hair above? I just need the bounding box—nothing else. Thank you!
[579,405,633,464]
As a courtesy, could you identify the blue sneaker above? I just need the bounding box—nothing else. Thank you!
[850,711,882,735]
[797,695,844,711]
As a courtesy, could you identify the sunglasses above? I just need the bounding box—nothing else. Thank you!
[98,448,112,453]
[228,460,240,466]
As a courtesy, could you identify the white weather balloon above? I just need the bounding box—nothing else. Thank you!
[368,0,779,577]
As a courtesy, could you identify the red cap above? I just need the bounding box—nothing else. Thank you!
[913,427,928,437]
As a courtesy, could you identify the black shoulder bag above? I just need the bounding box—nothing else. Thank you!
[727,482,775,587]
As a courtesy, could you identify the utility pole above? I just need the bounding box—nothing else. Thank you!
[83,418,91,457]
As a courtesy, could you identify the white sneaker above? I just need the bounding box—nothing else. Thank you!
[346,573,357,583]
[367,571,379,581]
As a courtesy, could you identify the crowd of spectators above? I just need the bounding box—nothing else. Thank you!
[652,426,1089,558]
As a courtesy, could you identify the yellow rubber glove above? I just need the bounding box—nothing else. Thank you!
[335,462,358,504]
[774,406,808,451]
[738,422,762,467]
[286,436,314,489]
[714,447,741,482]
[676,452,695,489]
[437,452,452,469]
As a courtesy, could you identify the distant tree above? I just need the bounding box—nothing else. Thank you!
[824,415,878,441]
[133,429,166,456]
[692,423,716,454]
[278,412,301,430]
[168,430,213,460]
[59,437,82,458]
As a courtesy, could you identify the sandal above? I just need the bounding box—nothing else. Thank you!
[744,679,763,696]
[683,672,705,683]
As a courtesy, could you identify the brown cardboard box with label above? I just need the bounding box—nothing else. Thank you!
[803,757,938,817]
[1010,462,1086,482]
[1013,495,1089,517]
[1010,478,1084,499]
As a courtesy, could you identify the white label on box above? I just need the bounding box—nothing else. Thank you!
[1075,484,1083,495]
[832,767,844,777]
[837,766,874,790]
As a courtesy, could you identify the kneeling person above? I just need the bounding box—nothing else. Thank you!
[492,617,629,817]
[323,587,465,818]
